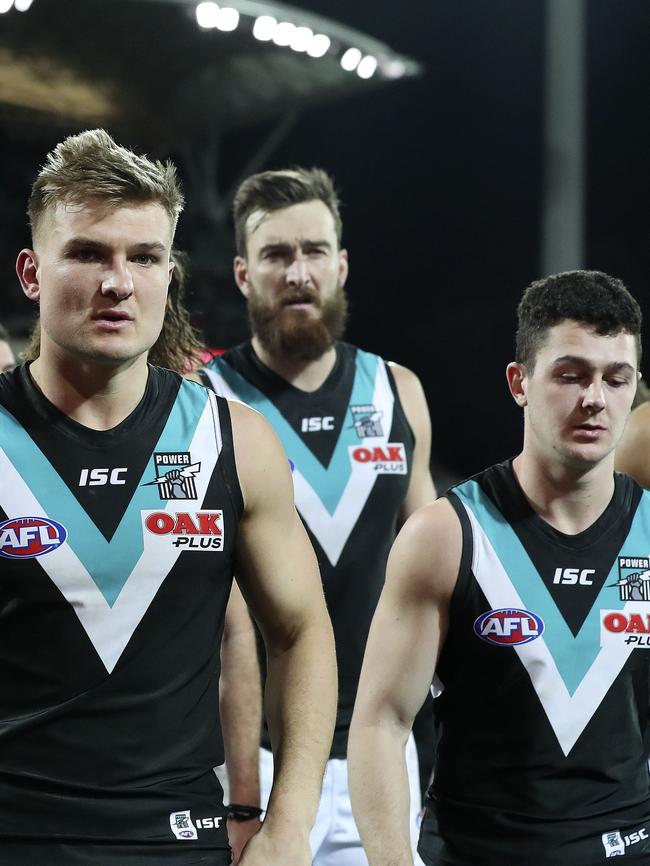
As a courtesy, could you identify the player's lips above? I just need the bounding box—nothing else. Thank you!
[281,288,318,306]
[91,310,133,329]
[572,423,607,439]
[283,297,315,307]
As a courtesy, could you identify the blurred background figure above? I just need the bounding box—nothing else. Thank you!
[0,323,16,372]
[615,378,650,487]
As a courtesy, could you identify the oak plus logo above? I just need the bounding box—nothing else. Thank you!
[600,610,650,648]
[349,442,407,475]
[143,452,200,501]
[350,404,383,438]
[143,510,224,551]
[609,557,650,602]
[0,516,67,560]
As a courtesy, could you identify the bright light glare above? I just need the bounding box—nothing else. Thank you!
[384,58,406,79]
[196,1,219,29]
[290,25,313,52]
[273,21,295,47]
[307,33,330,58]
[0,0,14,12]
[14,0,35,10]
[357,55,378,79]
[253,15,276,41]
[340,47,361,72]
[216,6,239,31]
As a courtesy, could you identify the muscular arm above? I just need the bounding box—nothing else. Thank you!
[348,499,461,866]
[220,581,262,862]
[389,363,437,521]
[615,402,650,488]
[229,401,337,864]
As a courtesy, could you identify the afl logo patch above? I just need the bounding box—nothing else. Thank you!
[0,516,67,559]
[473,608,544,646]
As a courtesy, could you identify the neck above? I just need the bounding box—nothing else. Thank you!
[512,450,616,535]
[29,352,150,431]
[251,336,337,392]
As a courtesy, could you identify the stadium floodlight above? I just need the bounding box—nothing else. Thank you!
[134,1,421,84]
[340,47,361,72]
[306,32,330,58]
[356,54,377,79]
[14,0,35,10]
[272,20,295,46]
[289,24,312,52]
[0,0,14,12]
[216,6,239,30]
[196,1,220,28]
[252,14,276,40]
[383,58,406,79]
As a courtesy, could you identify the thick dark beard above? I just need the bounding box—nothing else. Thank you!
[248,283,348,363]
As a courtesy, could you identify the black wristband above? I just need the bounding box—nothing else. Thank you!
[227,803,263,822]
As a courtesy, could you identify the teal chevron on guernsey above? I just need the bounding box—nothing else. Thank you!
[454,479,650,695]
[0,381,210,606]
[212,349,382,514]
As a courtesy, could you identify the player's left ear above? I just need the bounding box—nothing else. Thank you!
[16,249,41,302]
[506,361,528,407]
[233,256,251,298]
[338,248,349,289]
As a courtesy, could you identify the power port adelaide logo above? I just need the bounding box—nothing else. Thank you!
[143,452,200,501]
[609,557,650,602]
[600,557,650,649]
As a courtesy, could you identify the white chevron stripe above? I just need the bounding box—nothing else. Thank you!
[0,393,222,673]
[203,362,396,566]
[463,502,635,756]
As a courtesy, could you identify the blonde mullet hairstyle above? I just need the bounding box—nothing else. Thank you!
[28,129,184,240]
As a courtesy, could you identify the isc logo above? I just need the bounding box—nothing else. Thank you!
[0,516,67,559]
[195,817,222,829]
[474,608,544,646]
[553,567,595,586]
[301,416,334,432]
[79,467,127,487]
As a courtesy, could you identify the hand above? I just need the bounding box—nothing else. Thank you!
[237,826,311,866]
[227,817,261,864]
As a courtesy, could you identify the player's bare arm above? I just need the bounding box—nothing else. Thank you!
[615,402,650,488]
[389,363,437,519]
[348,499,460,866]
[220,581,263,862]
[229,401,337,866]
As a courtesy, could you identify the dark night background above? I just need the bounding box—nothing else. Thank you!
[1,0,648,483]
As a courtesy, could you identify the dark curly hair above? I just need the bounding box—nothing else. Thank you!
[516,270,642,370]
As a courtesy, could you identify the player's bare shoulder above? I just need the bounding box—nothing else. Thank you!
[386,361,432,449]
[616,401,650,488]
[227,399,294,512]
[389,497,461,605]
[386,361,426,403]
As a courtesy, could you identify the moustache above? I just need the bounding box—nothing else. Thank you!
[278,289,320,307]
